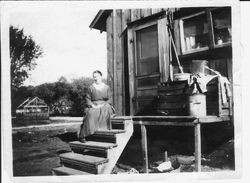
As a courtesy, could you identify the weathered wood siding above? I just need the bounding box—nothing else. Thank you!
[106,10,123,115]
[106,15,114,104]
[113,10,123,116]
[158,18,169,82]
[127,28,135,115]
[106,8,167,115]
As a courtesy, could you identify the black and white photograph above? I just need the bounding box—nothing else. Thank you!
[1,0,247,182]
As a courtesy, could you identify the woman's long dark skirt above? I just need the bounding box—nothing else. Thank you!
[78,103,115,139]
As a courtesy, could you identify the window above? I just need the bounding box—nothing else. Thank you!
[211,7,231,45]
[178,7,232,55]
[180,12,209,53]
[136,25,159,76]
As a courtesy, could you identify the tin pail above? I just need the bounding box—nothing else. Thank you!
[188,94,206,117]
[191,60,208,74]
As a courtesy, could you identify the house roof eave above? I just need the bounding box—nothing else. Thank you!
[89,10,112,32]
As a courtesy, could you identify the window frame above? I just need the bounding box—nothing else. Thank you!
[178,7,232,55]
[133,21,161,90]
[179,11,210,55]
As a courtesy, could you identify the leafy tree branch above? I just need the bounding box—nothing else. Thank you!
[10,25,43,88]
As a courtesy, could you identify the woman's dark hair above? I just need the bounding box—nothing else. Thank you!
[93,70,102,76]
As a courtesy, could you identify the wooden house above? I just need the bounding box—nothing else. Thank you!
[89,7,232,116]
[52,7,234,175]
[16,97,49,120]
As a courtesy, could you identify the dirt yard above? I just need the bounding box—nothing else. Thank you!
[12,123,79,176]
[12,120,235,176]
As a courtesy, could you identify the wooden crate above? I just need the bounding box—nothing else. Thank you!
[156,77,231,117]
[157,94,189,115]
[206,76,231,116]
[157,80,189,116]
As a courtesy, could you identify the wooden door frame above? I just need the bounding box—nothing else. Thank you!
[133,21,159,79]
[127,17,170,115]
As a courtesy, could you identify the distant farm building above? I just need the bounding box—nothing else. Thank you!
[16,97,49,120]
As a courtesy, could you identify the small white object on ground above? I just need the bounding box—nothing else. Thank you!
[156,161,173,172]
[128,168,139,174]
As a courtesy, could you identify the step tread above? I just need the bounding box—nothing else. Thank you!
[112,116,132,120]
[60,152,108,166]
[53,166,92,175]
[94,129,125,135]
[69,141,117,149]
[111,119,126,124]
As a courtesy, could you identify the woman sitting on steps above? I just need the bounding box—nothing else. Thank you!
[78,70,115,143]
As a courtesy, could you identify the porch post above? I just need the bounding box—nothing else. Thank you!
[141,124,149,173]
[194,123,201,172]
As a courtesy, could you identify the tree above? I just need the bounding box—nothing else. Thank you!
[68,77,93,116]
[10,25,43,88]
[53,76,71,101]
[33,83,55,106]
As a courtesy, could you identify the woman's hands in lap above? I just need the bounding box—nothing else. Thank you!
[92,103,107,108]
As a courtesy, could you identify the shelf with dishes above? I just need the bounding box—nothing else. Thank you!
[176,7,231,55]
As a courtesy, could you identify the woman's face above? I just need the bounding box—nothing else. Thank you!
[93,72,102,84]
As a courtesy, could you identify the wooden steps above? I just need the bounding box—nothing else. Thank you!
[59,152,108,174]
[111,119,126,129]
[87,130,126,144]
[69,141,117,152]
[52,117,133,175]
[95,129,125,135]
[60,152,108,166]
[52,166,92,176]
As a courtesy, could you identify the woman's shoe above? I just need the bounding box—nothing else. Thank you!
[79,138,86,143]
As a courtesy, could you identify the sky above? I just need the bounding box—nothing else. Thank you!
[8,2,107,86]
[5,0,241,87]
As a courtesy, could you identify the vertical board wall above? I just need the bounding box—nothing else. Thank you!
[106,9,167,115]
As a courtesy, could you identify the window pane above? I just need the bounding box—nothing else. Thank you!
[139,26,158,58]
[136,25,159,75]
[138,58,159,75]
[182,13,209,52]
[211,7,231,45]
